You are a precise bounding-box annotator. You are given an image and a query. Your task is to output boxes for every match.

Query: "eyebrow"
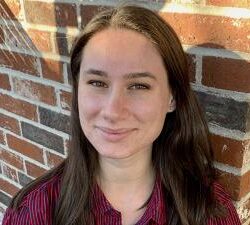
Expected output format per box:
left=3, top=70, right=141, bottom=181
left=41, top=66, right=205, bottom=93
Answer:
left=82, top=69, right=156, bottom=80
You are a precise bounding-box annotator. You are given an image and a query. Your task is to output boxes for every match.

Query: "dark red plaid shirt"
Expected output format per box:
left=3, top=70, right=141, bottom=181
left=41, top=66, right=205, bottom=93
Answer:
left=2, top=174, right=241, bottom=225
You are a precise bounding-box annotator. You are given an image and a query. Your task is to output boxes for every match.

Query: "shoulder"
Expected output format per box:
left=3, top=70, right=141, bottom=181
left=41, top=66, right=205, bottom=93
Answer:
left=2, top=174, right=61, bottom=225
left=207, top=181, right=241, bottom=225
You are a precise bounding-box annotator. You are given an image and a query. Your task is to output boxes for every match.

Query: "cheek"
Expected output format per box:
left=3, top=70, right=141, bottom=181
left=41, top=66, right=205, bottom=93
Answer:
left=78, top=91, right=102, bottom=122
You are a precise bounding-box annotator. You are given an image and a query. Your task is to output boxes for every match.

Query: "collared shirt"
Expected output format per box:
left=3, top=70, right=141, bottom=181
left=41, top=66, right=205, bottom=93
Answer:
left=91, top=176, right=166, bottom=225
left=2, top=174, right=241, bottom=225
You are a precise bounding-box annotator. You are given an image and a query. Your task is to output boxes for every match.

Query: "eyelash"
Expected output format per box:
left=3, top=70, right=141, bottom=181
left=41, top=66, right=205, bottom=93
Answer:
left=87, top=80, right=108, bottom=88
left=128, top=83, right=150, bottom=90
left=87, top=80, right=150, bottom=90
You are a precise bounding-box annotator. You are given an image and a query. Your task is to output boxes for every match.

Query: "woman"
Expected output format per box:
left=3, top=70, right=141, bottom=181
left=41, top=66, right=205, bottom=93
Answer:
left=3, top=5, right=241, bottom=225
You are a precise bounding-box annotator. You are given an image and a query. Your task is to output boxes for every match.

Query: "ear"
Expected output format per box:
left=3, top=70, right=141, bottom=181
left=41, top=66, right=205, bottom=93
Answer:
left=168, top=96, right=176, bottom=113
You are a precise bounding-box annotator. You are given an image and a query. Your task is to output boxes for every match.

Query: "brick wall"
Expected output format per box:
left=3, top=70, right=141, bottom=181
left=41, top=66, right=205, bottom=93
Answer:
left=0, top=0, right=249, bottom=224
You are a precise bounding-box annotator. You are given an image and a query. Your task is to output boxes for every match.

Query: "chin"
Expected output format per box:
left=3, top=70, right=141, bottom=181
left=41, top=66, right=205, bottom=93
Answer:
left=96, top=147, right=135, bottom=160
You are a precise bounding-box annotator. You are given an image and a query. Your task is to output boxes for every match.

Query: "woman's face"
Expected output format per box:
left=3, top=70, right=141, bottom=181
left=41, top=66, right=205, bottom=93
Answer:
left=78, top=28, right=173, bottom=160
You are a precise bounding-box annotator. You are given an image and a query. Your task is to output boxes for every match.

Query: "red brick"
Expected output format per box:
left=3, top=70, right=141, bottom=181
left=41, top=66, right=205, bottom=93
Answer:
left=41, top=59, right=64, bottom=83
left=2, top=163, right=18, bottom=183
left=0, top=130, right=5, bottom=144
left=25, top=161, right=47, bottom=178
left=240, top=170, right=250, bottom=198
left=46, top=151, right=64, bottom=168
left=80, top=5, right=112, bottom=27
left=0, top=93, right=38, bottom=121
left=5, top=27, right=51, bottom=53
left=13, top=78, right=57, bottom=106
left=0, top=73, right=11, bottom=91
left=160, top=13, right=250, bottom=53
left=0, top=50, right=40, bottom=76
left=60, top=90, right=72, bottom=110
left=211, top=135, right=245, bottom=168
left=0, top=113, right=20, bottom=134
left=202, top=57, right=250, bottom=92
left=216, top=169, right=241, bottom=200
left=0, top=147, right=24, bottom=170
left=0, top=178, right=20, bottom=196
left=207, top=0, right=250, bottom=8
left=0, top=0, right=21, bottom=20
left=216, top=169, right=250, bottom=201
left=7, top=134, right=44, bottom=164
left=24, top=1, right=77, bottom=27
left=26, top=29, right=52, bottom=52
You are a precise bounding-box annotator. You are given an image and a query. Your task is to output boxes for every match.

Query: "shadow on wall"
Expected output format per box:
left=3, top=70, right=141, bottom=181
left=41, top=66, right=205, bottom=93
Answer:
left=188, top=43, right=250, bottom=133
left=187, top=43, right=250, bottom=203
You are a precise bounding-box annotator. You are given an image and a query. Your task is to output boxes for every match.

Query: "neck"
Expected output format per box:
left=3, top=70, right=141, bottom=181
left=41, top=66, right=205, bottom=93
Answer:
left=97, top=149, right=155, bottom=186
left=96, top=149, right=155, bottom=216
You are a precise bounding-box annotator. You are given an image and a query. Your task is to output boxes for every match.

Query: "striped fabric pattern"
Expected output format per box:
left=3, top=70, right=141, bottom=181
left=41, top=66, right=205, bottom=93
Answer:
left=2, top=174, right=241, bottom=225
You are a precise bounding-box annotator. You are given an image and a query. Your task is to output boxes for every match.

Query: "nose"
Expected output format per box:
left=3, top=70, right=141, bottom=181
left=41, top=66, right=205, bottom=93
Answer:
left=101, top=88, right=128, bottom=123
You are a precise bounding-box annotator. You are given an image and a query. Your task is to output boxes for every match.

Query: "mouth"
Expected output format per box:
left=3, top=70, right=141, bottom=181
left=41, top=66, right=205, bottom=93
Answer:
left=96, top=126, right=136, bottom=142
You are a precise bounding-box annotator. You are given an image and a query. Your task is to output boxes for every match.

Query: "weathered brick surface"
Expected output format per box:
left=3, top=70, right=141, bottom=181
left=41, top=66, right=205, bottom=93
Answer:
left=238, top=196, right=250, bottom=223
left=0, top=113, right=20, bottom=134
left=0, top=93, right=38, bottom=121
left=0, top=191, right=11, bottom=207
left=203, top=57, right=250, bottom=93
left=24, top=1, right=77, bottom=27
left=0, top=178, right=19, bottom=196
left=240, top=170, right=250, bottom=199
left=18, top=171, right=32, bottom=186
left=211, top=134, right=245, bottom=168
left=13, top=77, right=57, bottom=106
left=216, top=169, right=241, bottom=201
left=46, top=151, right=64, bottom=168
left=0, top=0, right=22, bottom=20
left=4, top=26, right=36, bottom=52
left=26, top=29, right=52, bottom=52
left=7, top=134, right=44, bottom=163
left=197, top=91, right=250, bottom=132
left=187, top=54, right=196, bottom=82
left=2, top=163, right=18, bottom=183
left=25, top=161, right=47, bottom=178
left=60, top=90, right=72, bottom=110
left=53, top=32, right=75, bottom=56
left=0, top=73, right=11, bottom=91
left=216, top=169, right=250, bottom=201
left=0, top=147, right=24, bottom=170
left=0, top=205, right=5, bottom=214
left=4, top=26, right=52, bottom=53
left=66, top=63, right=72, bottom=85
left=0, top=50, right=40, bottom=76
left=207, top=0, right=250, bottom=8
left=39, top=107, right=70, bottom=134
left=0, top=130, right=5, bottom=144
left=0, top=26, right=4, bottom=44
left=41, top=58, right=64, bottom=83
left=160, top=13, right=250, bottom=53
left=81, top=5, right=112, bottom=27
left=21, top=122, right=64, bottom=154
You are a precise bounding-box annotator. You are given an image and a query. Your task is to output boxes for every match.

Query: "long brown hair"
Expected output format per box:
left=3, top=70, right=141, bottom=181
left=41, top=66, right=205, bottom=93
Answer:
left=10, top=5, right=224, bottom=225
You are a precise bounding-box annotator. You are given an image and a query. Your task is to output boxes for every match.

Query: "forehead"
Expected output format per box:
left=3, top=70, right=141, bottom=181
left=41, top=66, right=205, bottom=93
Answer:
left=80, top=28, right=167, bottom=79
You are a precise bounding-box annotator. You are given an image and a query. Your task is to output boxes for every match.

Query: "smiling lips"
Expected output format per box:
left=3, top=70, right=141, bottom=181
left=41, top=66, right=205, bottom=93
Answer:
left=96, top=126, right=136, bottom=142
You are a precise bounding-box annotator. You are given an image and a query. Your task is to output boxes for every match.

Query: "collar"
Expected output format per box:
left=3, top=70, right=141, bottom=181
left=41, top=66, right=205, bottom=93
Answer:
left=91, top=175, right=166, bottom=224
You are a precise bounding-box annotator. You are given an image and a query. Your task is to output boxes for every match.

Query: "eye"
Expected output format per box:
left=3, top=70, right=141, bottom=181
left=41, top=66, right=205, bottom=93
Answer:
left=87, top=80, right=108, bottom=88
left=128, top=83, right=150, bottom=90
